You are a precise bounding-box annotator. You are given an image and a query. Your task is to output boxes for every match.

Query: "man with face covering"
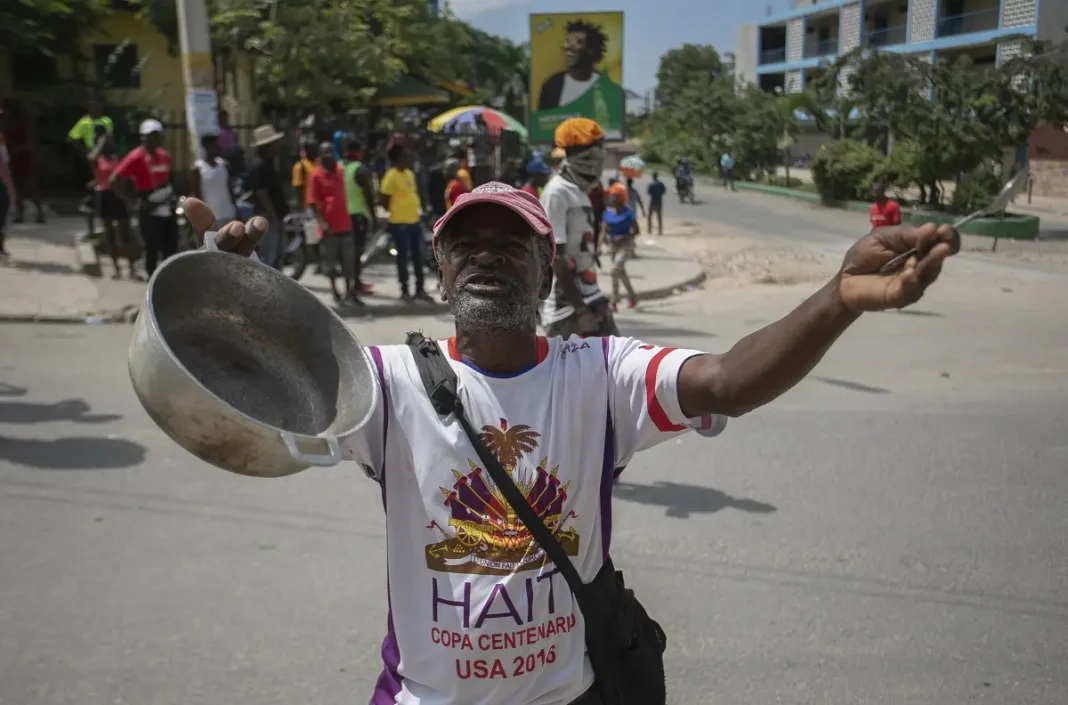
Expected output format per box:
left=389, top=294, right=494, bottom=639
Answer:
left=540, top=117, right=614, bottom=337
left=176, top=177, right=959, bottom=704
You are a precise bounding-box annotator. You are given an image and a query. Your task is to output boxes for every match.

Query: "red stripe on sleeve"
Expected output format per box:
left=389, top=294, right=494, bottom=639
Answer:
left=645, top=347, right=687, bottom=433
left=535, top=336, right=549, bottom=364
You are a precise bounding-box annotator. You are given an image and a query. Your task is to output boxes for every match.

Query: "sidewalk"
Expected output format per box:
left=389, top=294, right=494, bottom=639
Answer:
left=0, top=217, right=706, bottom=323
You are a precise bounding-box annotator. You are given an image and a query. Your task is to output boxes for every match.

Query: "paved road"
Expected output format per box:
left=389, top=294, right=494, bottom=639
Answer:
left=3, top=185, right=1068, bottom=704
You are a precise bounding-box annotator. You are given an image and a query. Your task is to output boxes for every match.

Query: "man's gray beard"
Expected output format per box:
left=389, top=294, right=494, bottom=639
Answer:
left=449, top=286, right=539, bottom=333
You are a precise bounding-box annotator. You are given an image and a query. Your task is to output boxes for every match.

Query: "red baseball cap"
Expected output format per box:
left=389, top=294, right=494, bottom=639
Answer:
left=432, top=182, right=555, bottom=262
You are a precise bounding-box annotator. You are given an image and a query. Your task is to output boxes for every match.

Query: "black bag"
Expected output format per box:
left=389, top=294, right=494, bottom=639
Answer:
left=405, top=332, right=668, bottom=705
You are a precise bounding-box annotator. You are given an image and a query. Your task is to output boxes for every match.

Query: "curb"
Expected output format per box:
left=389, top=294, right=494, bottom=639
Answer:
left=734, top=181, right=1043, bottom=239
left=632, top=269, right=707, bottom=301
left=907, top=209, right=1041, bottom=240
left=2, top=263, right=708, bottom=326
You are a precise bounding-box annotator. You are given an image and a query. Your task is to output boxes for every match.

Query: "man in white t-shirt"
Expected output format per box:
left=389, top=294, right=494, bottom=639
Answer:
left=176, top=162, right=959, bottom=704
left=541, top=118, right=615, bottom=338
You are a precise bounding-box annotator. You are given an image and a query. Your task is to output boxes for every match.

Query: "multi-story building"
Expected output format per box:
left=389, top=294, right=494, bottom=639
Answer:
left=736, top=0, right=1067, bottom=94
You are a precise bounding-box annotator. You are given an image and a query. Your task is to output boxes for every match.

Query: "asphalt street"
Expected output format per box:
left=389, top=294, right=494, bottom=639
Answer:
left=3, top=183, right=1067, bottom=705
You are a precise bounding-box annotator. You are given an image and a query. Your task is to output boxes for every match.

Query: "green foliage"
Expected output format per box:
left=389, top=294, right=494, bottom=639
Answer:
left=952, top=164, right=1002, bottom=214
left=643, top=44, right=783, bottom=177
left=207, top=0, right=481, bottom=109
left=0, top=0, right=110, bottom=55
left=458, top=30, right=529, bottom=122
left=810, top=139, right=884, bottom=203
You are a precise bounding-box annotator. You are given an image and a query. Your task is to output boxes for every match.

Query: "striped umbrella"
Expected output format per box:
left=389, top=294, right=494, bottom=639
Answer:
left=428, top=106, right=528, bottom=139
left=620, top=154, right=646, bottom=178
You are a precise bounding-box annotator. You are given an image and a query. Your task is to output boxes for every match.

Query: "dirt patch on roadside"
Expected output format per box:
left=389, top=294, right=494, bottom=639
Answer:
left=655, top=218, right=839, bottom=289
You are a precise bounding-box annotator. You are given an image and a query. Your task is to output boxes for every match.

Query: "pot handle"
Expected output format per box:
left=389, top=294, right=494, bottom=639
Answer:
left=280, top=431, right=343, bottom=467
left=203, top=229, right=262, bottom=263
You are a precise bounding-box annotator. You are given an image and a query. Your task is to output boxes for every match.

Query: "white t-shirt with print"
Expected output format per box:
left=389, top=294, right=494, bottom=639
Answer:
left=346, top=335, right=727, bottom=705
left=540, top=175, right=606, bottom=325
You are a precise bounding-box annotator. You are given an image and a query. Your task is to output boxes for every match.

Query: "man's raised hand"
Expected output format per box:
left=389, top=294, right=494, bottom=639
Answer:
left=183, top=197, right=267, bottom=257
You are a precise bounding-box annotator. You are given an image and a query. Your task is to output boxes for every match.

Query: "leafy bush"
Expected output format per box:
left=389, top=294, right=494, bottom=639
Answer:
left=810, top=139, right=885, bottom=203
left=952, top=163, right=1002, bottom=215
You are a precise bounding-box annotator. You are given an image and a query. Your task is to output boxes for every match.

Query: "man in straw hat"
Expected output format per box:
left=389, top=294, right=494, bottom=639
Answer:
left=177, top=173, right=958, bottom=704
left=246, top=124, right=288, bottom=269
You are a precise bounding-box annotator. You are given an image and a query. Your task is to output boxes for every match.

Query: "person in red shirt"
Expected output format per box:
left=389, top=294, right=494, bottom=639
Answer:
left=89, top=134, right=138, bottom=278
left=110, top=119, right=177, bottom=275
left=308, top=141, right=360, bottom=306
left=869, top=180, right=902, bottom=230
left=443, top=160, right=468, bottom=211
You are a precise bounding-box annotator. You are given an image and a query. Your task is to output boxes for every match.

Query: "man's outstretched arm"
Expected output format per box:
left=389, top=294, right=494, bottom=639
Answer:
left=677, top=223, right=960, bottom=419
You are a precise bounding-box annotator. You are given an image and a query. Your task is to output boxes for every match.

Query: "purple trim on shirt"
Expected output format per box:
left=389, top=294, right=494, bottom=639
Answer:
left=599, top=336, right=615, bottom=559
left=369, top=346, right=389, bottom=491
left=370, top=590, right=403, bottom=705
left=367, top=346, right=402, bottom=705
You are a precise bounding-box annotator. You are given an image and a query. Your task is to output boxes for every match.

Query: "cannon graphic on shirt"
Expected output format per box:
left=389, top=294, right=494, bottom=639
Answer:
left=425, top=418, right=580, bottom=576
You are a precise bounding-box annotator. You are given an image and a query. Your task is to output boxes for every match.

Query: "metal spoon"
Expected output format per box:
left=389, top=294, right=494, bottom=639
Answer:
left=878, top=167, right=1030, bottom=275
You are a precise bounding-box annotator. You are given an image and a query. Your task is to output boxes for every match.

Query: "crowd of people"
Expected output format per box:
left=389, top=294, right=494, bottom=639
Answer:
left=0, top=97, right=684, bottom=317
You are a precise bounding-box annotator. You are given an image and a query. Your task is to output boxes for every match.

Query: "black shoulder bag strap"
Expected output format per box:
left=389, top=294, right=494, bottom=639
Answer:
left=405, top=332, right=669, bottom=705
left=404, top=332, right=589, bottom=595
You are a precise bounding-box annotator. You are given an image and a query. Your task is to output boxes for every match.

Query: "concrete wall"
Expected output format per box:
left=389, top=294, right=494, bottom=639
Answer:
left=840, top=3, right=862, bottom=52
left=908, top=0, right=938, bottom=42
left=786, top=70, right=804, bottom=93
left=787, top=18, right=806, bottom=61
left=1035, top=0, right=1068, bottom=42
left=735, top=24, right=759, bottom=87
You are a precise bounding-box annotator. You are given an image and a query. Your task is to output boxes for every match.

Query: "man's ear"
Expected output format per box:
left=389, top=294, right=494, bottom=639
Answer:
left=538, top=262, right=554, bottom=301
left=438, top=266, right=448, bottom=302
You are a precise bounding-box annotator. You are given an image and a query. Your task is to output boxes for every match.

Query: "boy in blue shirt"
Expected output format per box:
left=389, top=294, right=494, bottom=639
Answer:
left=600, top=189, right=639, bottom=310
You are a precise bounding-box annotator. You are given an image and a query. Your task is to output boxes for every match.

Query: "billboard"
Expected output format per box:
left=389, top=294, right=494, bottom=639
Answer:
left=528, top=11, right=624, bottom=144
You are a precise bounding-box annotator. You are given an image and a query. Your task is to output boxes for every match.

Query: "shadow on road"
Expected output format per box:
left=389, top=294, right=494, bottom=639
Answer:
left=0, top=434, right=147, bottom=469
left=9, top=260, right=78, bottom=275
left=614, top=480, right=777, bottom=519
left=814, top=376, right=890, bottom=394
left=0, top=383, right=28, bottom=397
left=887, top=309, right=944, bottom=318
left=0, top=398, right=122, bottom=424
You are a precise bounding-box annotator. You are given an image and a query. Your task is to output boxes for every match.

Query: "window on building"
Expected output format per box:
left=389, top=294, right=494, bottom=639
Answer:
left=93, top=43, right=140, bottom=89
left=9, top=50, right=58, bottom=91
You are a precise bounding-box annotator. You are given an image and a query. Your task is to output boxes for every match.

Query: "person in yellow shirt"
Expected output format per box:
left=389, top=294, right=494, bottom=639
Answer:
left=67, top=98, right=113, bottom=152
left=290, top=140, right=318, bottom=209
left=379, top=144, right=431, bottom=302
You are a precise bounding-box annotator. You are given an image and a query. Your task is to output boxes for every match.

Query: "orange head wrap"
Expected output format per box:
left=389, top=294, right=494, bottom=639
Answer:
left=554, top=118, right=605, bottom=150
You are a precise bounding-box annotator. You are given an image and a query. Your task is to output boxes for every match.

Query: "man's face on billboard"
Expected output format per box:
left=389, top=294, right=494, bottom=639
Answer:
left=564, top=30, right=592, bottom=70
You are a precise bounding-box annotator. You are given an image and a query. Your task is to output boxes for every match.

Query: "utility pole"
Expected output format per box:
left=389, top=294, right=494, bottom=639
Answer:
left=176, top=0, right=217, bottom=159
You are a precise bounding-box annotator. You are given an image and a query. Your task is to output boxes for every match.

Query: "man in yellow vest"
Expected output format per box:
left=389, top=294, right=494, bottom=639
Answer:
left=342, top=137, right=376, bottom=296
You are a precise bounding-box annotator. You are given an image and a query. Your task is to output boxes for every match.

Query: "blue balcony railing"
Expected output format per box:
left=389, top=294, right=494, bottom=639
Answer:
left=936, top=8, right=1000, bottom=38
left=805, top=38, right=838, bottom=57
left=760, top=47, right=787, bottom=65
left=867, top=24, right=907, bottom=47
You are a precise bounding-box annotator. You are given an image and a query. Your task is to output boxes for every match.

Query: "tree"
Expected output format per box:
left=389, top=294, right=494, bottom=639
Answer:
left=208, top=0, right=472, bottom=109
left=459, top=30, right=529, bottom=121
left=0, top=0, right=110, bottom=54
left=644, top=45, right=736, bottom=169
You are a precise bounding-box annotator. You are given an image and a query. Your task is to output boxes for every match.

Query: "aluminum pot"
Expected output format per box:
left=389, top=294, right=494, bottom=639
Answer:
left=128, top=235, right=380, bottom=478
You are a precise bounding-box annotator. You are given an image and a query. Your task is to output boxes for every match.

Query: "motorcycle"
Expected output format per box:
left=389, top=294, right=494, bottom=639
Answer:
left=676, top=175, right=694, bottom=204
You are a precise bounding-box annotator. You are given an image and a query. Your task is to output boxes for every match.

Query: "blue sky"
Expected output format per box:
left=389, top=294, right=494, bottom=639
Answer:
left=449, top=0, right=796, bottom=96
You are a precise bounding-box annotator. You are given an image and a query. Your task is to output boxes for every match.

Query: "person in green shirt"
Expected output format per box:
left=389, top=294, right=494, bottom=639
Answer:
left=342, top=138, right=376, bottom=296
left=68, top=99, right=114, bottom=237
left=67, top=98, right=114, bottom=152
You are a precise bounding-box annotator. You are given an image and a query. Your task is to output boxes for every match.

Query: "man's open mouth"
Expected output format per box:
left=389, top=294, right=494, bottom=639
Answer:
left=462, top=273, right=510, bottom=294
